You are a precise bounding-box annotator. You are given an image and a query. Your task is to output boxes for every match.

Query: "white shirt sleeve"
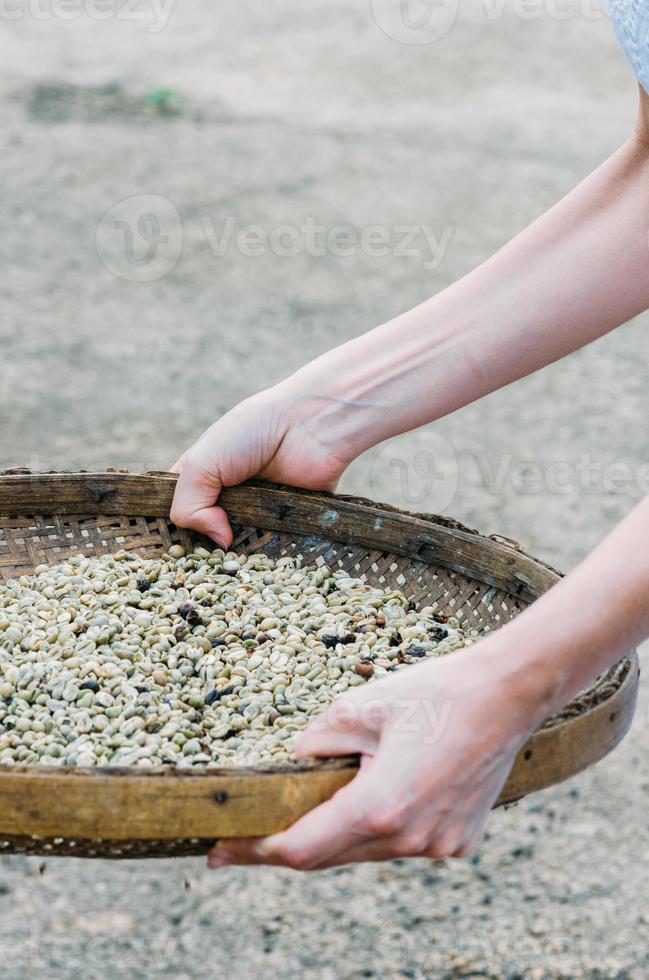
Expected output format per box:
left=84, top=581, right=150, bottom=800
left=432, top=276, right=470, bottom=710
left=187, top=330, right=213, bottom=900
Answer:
left=606, top=0, right=649, bottom=92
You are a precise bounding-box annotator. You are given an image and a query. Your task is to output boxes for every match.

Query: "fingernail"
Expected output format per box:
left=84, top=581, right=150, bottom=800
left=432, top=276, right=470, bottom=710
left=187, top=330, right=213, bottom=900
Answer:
left=207, top=851, right=231, bottom=869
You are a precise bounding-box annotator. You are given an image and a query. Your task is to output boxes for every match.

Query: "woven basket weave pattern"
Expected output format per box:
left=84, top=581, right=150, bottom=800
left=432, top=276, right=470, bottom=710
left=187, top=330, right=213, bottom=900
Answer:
left=0, top=513, right=525, bottom=633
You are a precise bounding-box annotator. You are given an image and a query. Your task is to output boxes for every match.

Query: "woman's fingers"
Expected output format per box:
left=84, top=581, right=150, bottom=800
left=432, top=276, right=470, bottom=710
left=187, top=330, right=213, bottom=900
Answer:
left=208, top=765, right=391, bottom=871
left=294, top=688, right=388, bottom=760
left=206, top=703, right=384, bottom=869
left=206, top=736, right=498, bottom=870
left=294, top=716, right=377, bottom=760
left=209, top=834, right=405, bottom=871
left=308, top=804, right=489, bottom=869
left=201, top=617, right=529, bottom=873
left=170, top=457, right=233, bottom=548
left=207, top=809, right=485, bottom=871
left=295, top=824, right=437, bottom=869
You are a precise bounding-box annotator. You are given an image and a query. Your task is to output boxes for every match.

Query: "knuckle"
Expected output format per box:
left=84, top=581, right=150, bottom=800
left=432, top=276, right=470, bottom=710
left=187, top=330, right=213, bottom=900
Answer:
left=454, top=831, right=483, bottom=858
left=426, top=834, right=459, bottom=861
left=363, top=803, right=408, bottom=838
left=428, top=831, right=462, bottom=859
left=169, top=503, right=189, bottom=527
left=392, top=831, right=429, bottom=857
left=179, top=449, right=201, bottom=477
left=277, top=844, right=315, bottom=872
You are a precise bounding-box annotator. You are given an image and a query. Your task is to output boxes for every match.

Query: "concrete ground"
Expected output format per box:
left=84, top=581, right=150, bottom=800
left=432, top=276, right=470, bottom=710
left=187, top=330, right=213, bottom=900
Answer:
left=1, top=2, right=648, bottom=976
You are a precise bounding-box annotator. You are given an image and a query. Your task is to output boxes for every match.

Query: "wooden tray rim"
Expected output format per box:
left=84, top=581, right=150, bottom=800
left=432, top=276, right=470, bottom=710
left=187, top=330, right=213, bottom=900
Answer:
left=0, top=471, right=638, bottom=845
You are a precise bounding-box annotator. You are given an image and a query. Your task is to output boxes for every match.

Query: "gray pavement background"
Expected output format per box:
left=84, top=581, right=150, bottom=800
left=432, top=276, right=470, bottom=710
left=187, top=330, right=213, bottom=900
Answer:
left=1, top=2, right=648, bottom=977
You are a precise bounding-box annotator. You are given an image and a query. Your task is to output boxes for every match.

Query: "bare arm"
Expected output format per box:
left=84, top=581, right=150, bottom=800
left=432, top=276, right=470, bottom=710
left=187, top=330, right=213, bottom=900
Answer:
left=171, top=89, right=649, bottom=870
left=640, top=84, right=649, bottom=140
left=284, top=87, right=649, bottom=462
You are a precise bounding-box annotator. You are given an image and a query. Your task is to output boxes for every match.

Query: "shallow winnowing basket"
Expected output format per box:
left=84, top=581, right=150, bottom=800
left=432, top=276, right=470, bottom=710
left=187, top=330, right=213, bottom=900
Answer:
left=0, top=471, right=638, bottom=860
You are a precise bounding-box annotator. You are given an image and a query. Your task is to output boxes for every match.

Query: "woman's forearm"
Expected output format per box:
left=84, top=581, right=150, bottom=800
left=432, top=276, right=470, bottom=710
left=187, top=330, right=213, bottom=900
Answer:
left=481, top=492, right=649, bottom=726
left=286, top=128, right=649, bottom=460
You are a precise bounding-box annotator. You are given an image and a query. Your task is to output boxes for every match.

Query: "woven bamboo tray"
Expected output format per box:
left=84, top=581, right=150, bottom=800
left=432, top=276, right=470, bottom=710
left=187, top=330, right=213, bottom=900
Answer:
left=0, top=471, right=638, bottom=859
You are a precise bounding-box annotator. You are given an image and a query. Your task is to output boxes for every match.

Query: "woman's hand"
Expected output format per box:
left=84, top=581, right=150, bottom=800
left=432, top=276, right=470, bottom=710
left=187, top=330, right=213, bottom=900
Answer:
left=170, top=385, right=352, bottom=548
left=207, top=641, right=537, bottom=870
